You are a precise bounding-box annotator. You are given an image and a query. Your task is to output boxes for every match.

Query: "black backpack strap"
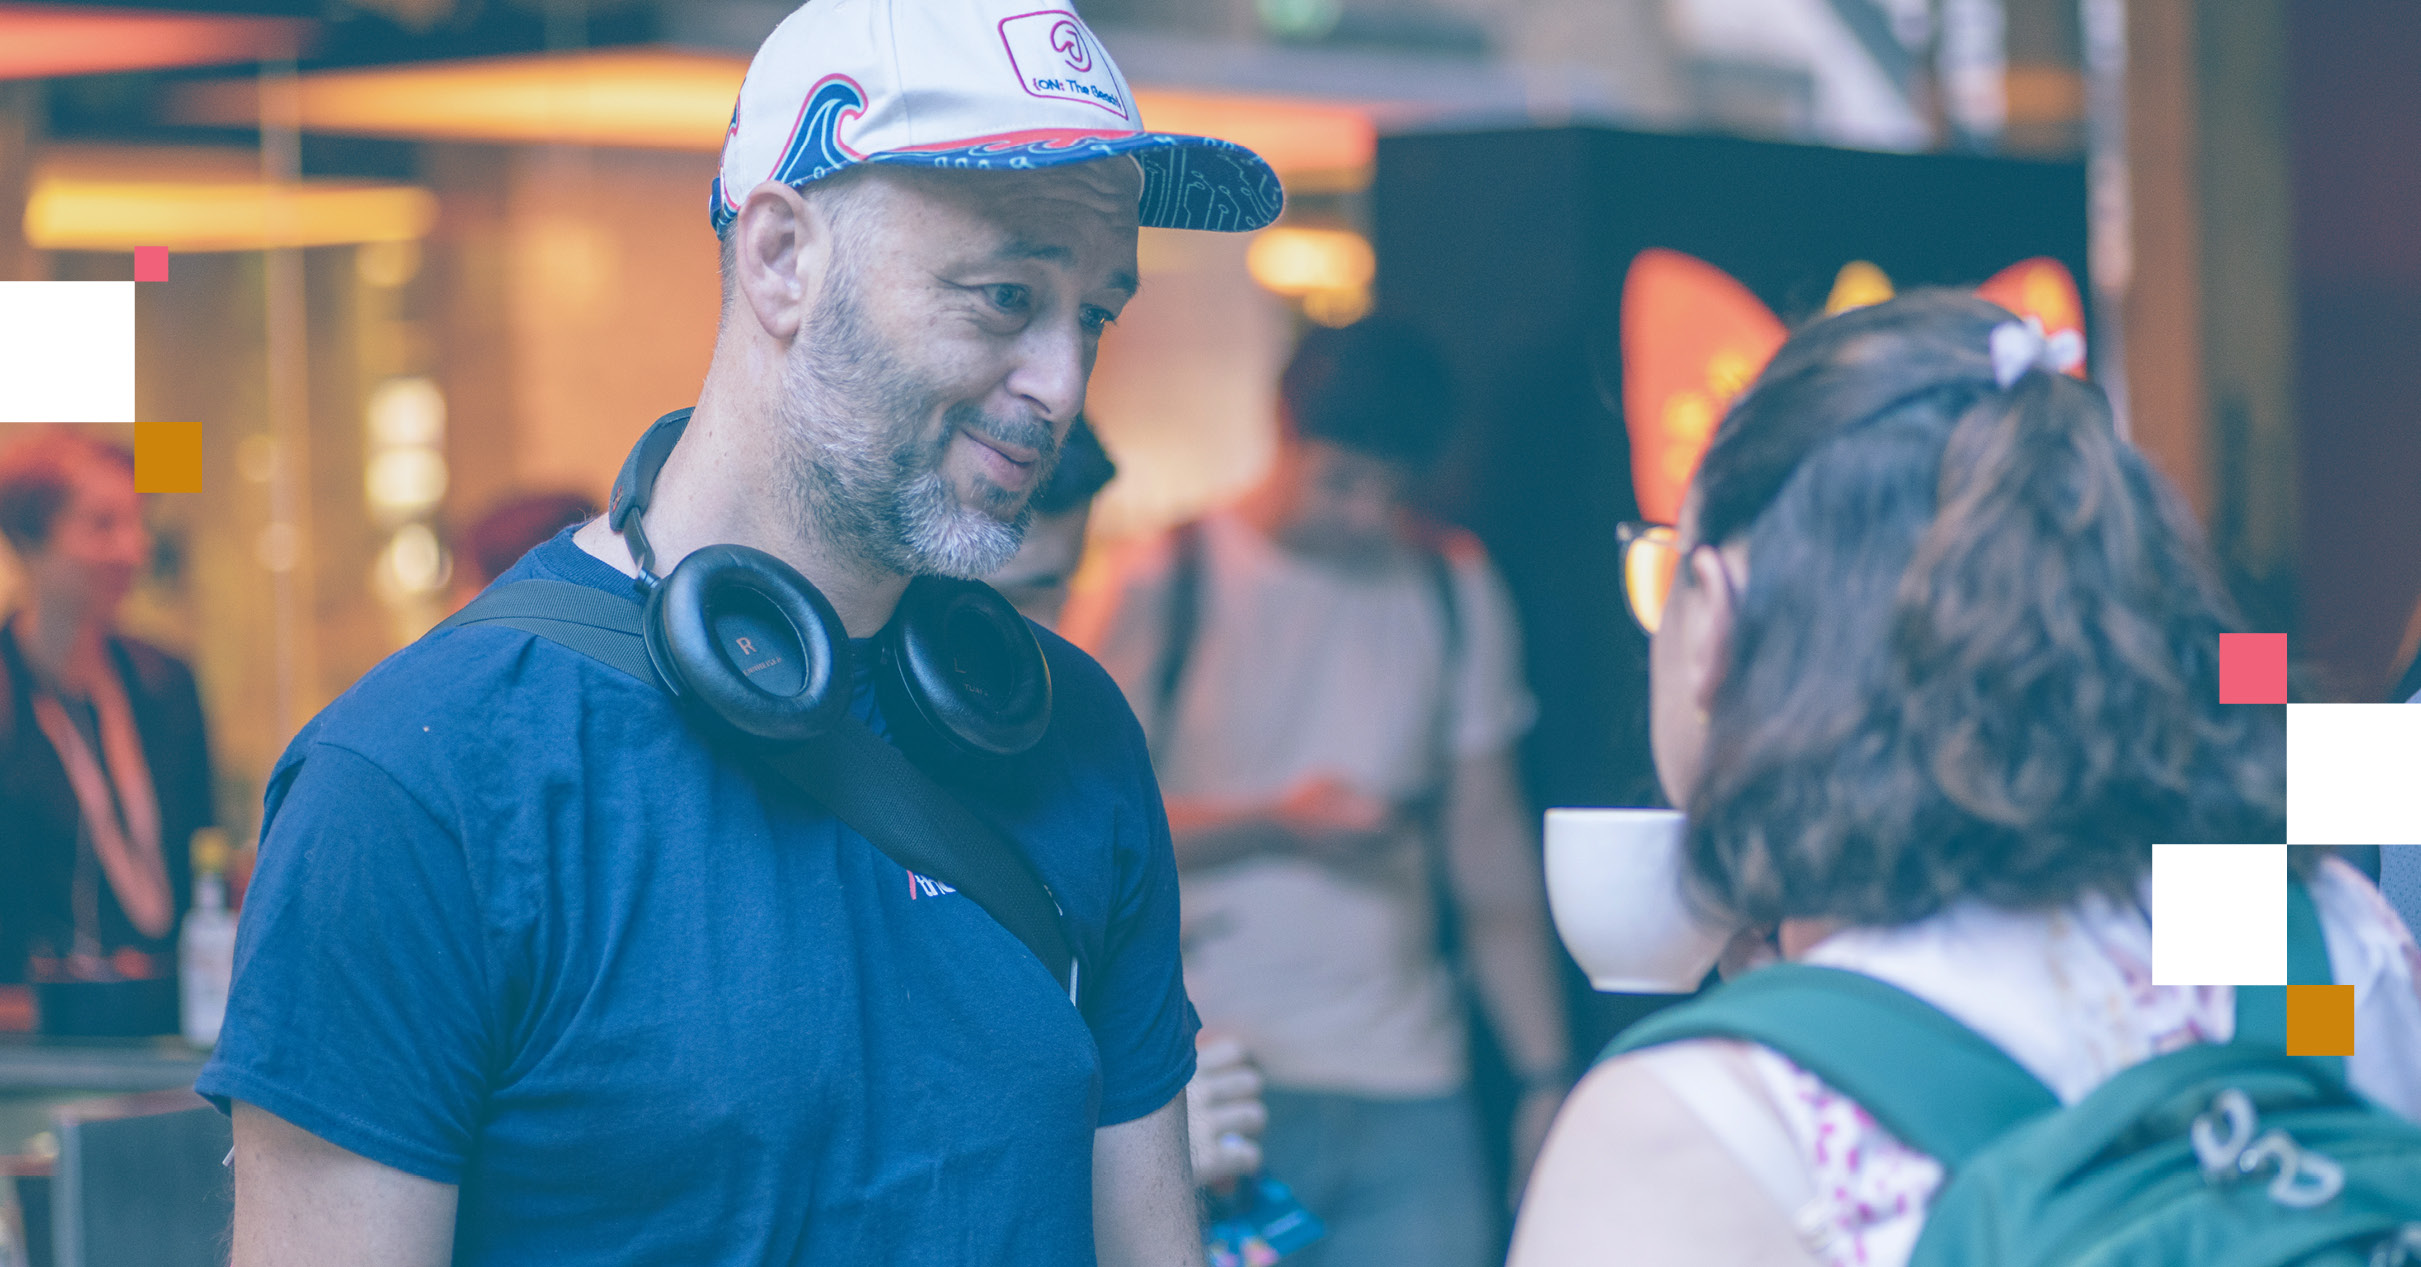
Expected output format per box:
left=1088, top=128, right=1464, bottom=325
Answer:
left=766, top=727, right=1079, bottom=1001
left=440, top=579, right=663, bottom=682
left=0, top=619, right=18, bottom=763
left=442, top=580, right=1081, bottom=1002
left=1415, top=546, right=1469, bottom=964
left=1147, top=519, right=1208, bottom=754
left=1606, top=962, right=2061, bottom=1169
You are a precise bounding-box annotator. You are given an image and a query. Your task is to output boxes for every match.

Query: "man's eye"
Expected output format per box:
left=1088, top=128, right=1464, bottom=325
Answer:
left=989, top=284, right=1031, bottom=314
left=1080, top=306, right=1117, bottom=333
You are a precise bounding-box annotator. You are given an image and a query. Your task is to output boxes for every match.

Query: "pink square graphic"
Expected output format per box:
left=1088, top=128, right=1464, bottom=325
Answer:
left=2219, top=633, right=2288, bottom=704
left=133, top=247, right=169, bottom=283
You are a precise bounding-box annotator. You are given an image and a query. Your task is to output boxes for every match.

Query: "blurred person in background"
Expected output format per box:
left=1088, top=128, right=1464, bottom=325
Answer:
left=988, top=414, right=1117, bottom=626
left=447, top=491, right=600, bottom=612
left=1065, top=318, right=1572, bottom=1267
left=0, top=429, right=214, bottom=1037
left=1510, top=293, right=2421, bottom=1266
left=986, top=414, right=1272, bottom=1187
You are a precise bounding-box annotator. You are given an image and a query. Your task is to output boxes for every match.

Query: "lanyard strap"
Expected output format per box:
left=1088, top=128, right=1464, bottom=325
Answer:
left=28, top=657, right=172, bottom=939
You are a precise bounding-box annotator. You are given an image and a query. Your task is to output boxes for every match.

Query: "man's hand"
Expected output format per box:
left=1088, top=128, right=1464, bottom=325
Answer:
left=1269, top=775, right=1400, bottom=866
left=230, top=1102, right=457, bottom=1267
left=1094, top=1093, right=1202, bottom=1267
left=1185, top=1035, right=1267, bottom=1186
left=1164, top=775, right=1402, bottom=873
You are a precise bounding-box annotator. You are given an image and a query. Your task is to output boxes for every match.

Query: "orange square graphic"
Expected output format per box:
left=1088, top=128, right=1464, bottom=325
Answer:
left=134, top=421, right=202, bottom=493
left=2285, top=984, right=2355, bottom=1057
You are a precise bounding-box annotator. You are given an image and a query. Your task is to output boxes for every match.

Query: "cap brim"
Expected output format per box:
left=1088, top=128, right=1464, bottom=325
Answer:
left=862, top=130, right=1283, bottom=233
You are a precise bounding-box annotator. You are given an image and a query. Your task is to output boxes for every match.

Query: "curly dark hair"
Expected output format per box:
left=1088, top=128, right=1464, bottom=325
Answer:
left=1680, top=291, right=2285, bottom=931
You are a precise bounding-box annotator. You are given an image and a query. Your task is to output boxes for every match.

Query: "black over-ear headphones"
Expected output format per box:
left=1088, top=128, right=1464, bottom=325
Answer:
left=607, top=409, right=1053, bottom=769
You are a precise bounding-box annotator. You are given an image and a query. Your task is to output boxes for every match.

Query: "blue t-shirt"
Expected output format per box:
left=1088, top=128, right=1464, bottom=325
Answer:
left=197, top=530, right=1198, bottom=1264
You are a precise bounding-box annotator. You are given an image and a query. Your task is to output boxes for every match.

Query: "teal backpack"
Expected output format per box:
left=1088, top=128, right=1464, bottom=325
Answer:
left=1605, top=879, right=2421, bottom=1267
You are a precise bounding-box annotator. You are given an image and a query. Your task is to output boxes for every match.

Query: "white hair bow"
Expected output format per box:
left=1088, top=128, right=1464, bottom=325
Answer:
left=1989, top=316, right=2084, bottom=388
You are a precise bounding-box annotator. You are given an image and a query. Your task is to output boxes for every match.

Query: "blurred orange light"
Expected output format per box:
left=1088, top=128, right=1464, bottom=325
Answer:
left=1620, top=249, right=1788, bottom=525
left=0, top=4, right=305, bottom=80
left=1246, top=227, right=1374, bottom=296
left=1132, top=91, right=1375, bottom=185
left=170, top=48, right=1377, bottom=180
left=175, top=49, right=746, bottom=150
left=26, top=149, right=435, bottom=252
left=1976, top=257, right=2087, bottom=375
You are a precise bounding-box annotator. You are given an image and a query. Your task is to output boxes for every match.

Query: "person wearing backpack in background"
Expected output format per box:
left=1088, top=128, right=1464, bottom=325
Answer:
left=1065, top=319, right=1573, bottom=1267
left=984, top=415, right=1275, bottom=1191
left=1509, top=292, right=2421, bottom=1267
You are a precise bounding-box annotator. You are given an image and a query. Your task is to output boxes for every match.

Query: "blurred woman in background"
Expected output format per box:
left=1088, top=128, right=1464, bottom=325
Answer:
left=0, top=429, right=214, bottom=1037
left=1509, top=293, right=2421, bottom=1265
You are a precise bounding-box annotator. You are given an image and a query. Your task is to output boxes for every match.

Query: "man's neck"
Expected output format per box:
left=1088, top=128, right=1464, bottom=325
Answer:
left=1230, top=479, right=1401, bottom=577
left=12, top=595, right=107, bottom=694
left=572, top=394, right=911, bottom=638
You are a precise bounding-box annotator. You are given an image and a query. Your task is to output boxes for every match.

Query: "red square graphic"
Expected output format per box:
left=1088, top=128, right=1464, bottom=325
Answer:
left=133, top=247, right=169, bottom=283
left=2219, top=633, right=2288, bottom=704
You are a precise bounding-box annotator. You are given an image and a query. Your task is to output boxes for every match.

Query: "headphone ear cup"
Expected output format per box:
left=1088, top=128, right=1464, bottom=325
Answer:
left=881, top=576, right=1053, bottom=764
left=646, top=544, right=851, bottom=743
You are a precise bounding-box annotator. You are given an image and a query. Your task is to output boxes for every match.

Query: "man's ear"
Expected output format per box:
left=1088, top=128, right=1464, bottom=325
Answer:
left=731, top=181, right=833, bottom=343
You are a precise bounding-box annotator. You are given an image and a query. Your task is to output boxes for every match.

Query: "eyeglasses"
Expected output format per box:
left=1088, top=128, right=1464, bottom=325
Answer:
left=1617, top=521, right=1681, bottom=635
left=1619, top=521, right=1743, bottom=636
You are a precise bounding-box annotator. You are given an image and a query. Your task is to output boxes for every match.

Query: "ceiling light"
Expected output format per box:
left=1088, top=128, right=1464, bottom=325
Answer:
left=0, top=4, right=307, bottom=81
left=1246, top=226, right=1375, bottom=296
left=24, top=148, right=435, bottom=252
left=167, top=47, right=1378, bottom=181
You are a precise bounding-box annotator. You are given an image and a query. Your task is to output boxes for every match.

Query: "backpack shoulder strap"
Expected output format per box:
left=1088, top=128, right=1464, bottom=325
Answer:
left=2232, top=872, right=2344, bottom=1081
left=0, top=620, right=17, bottom=760
left=1147, top=519, right=1208, bottom=753
left=1605, top=962, right=2061, bottom=1169
left=1415, top=542, right=1470, bottom=962
left=1422, top=546, right=1464, bottom=672
left=439, top=579, right=1081, bottom=1002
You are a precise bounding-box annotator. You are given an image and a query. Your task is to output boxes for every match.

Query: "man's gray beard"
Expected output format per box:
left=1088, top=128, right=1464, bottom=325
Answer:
left=777, top=281, right=1060, bottom=580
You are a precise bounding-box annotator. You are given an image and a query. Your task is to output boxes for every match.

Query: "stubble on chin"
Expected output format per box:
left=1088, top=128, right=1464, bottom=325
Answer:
left=776, top=287, right=1043, bottom=581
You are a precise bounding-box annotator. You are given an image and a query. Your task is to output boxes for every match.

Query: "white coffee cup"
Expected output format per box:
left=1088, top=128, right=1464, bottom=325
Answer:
left=1544, top=808, right=1733, bottom=994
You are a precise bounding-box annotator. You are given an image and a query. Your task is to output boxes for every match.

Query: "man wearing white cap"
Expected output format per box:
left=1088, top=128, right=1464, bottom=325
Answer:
left=198, top=2, right=1280, bottom=1264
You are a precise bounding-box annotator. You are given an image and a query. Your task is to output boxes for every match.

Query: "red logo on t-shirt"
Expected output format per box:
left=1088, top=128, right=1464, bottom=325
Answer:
left=906, top=870, right=958, bottom=900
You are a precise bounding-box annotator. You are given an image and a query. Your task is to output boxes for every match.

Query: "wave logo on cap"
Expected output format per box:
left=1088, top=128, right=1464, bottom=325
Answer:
left=999, top=11, right=1131, bottom=121
left=771, top=75, right=870, bottom=191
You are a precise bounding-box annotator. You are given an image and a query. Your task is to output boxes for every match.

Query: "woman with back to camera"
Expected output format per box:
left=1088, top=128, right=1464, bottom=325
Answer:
left=1509, top=293, right=2421, bottom=1265
left=0, top=429, right=214, bottom=1037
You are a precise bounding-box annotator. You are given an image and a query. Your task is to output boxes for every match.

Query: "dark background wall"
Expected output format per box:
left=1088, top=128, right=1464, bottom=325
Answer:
left=1373, top=126, right=2088, bottom=825
left=1370, top=127, right=2087, bottom=1072
left=2290, top=0, right=2421, bottom=700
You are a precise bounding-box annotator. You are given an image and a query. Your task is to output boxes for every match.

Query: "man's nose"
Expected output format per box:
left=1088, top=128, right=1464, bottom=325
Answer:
left=1005, top=321, right=1089, bottom=425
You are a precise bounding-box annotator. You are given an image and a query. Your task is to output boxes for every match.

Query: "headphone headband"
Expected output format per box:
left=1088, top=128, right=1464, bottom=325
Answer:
left=610, top=408, right=694, bottom=583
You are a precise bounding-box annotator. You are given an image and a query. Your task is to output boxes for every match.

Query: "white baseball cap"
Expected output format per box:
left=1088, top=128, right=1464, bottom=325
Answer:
left=711, top=0, right=1285, bottom=235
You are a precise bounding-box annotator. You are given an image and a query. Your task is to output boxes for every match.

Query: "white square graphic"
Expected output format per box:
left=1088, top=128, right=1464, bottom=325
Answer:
left=996, top=11, right=1132, bottom=120
left=2151, top=843, right=2286, bottom=986
left=0, top=282, right=136, bottom=423
left=2286, top=703, right=2421, bottom=846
